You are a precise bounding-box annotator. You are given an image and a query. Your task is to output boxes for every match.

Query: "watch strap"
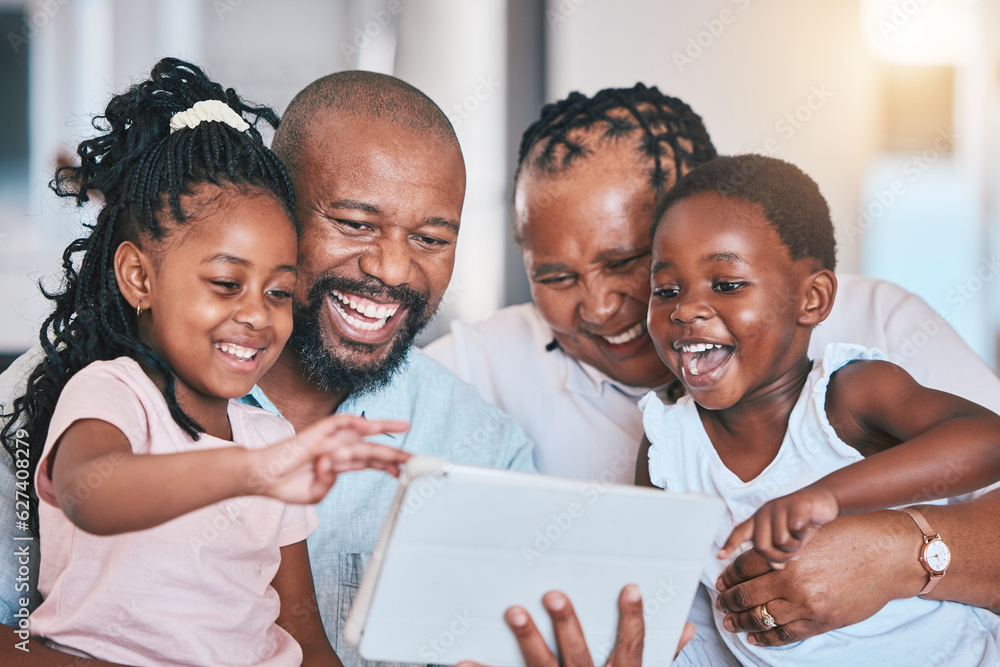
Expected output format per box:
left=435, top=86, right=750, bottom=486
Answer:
left=901, top=508, right=946, bottom=596
left=901, top=507, right=936, bottom=537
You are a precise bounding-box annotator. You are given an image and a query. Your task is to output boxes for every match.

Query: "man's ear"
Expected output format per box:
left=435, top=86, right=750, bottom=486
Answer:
left=799, top=268, right=836, bottom=327
left=114, top=241, right=153, bottom=312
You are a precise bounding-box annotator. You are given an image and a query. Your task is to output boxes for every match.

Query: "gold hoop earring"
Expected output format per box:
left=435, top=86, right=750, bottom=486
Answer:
left=136, top=302, right=142, bottom=318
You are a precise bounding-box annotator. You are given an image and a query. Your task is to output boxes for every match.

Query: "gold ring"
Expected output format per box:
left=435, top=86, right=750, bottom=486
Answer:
left=760, top=603, right=777, bottom=628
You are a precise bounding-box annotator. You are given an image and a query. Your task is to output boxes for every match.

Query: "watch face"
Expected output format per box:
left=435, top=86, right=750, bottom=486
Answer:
left=924, top=540, right=952, bottom=573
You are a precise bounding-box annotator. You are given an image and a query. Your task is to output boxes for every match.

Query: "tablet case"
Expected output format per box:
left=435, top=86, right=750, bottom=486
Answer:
left=345, top=457, right=724, bottom=666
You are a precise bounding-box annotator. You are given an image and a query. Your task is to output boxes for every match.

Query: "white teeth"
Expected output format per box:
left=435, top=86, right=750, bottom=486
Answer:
left=680, top=343, right=723, bottom=353
left=602, top=321, right=646, bottom=345
left=217, top=342, right=258, bottom=361
left=680, top=343, right=729, bottom=377
left=331, top=301, right=390, bottom=331
left=330, top=290, right=400, bottom=321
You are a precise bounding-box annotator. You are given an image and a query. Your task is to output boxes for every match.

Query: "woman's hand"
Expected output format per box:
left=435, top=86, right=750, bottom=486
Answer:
left=714, top=510, right=923, bottom=646
left=248, top=414, right=410, bottom=504
left=458, top=585, right=695, bottom=667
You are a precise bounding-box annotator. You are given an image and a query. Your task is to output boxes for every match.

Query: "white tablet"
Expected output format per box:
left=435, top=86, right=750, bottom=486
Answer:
left=345, top=457, right=724, bottom=666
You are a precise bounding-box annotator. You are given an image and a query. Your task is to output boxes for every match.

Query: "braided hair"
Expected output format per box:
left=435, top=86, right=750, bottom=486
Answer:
left=2, top=58, right=295, bottom=531
left=514, top=84, right=717, bottom=238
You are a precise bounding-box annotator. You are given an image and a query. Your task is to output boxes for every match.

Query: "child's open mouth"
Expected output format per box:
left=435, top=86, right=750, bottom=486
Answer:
left=677, top=343, right=733, bottom=378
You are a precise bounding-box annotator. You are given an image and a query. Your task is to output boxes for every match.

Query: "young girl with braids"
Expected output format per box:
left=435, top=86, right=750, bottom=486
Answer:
left=3, top=58, right=409, bottom=665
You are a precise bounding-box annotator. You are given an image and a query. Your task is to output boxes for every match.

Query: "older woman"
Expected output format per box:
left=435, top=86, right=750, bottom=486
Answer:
left=426, top=84, right=1000, bottom=663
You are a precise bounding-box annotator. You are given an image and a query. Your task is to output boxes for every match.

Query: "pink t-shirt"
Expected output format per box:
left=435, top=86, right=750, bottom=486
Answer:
left=29, top=357, right=319, bottom=666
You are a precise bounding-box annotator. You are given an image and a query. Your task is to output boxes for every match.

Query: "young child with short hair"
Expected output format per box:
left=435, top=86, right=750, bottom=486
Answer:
left=2, top=58, right=410, bottom=665
left=640, top=154, right=1000, bottom=664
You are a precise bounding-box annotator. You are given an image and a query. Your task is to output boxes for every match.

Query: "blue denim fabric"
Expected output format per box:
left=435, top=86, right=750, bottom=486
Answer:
left=0, top=346, right=45, bottom=631
left=246, top=348, right=537, bottom=666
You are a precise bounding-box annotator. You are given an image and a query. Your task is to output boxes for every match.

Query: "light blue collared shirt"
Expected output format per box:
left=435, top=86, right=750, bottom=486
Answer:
left=244, top=347, right=537, bottom=666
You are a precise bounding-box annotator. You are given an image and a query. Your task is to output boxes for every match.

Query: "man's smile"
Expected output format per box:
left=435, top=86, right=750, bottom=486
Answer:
left=329, top=289, right=402, bottom=331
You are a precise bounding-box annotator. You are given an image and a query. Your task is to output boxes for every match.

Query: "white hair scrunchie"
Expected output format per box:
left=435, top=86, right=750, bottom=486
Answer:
left=169, top=99, right=251, bottom=134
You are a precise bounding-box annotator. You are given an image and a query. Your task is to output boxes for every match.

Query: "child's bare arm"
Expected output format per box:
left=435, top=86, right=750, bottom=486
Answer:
left=635, top=435, right=654, bottom=487
left=50, top=415, right=409, bottom=535
left=721, top=360, right=1000, bottom=565
left=272, top=540, right=343, bottom=666
left=815, top=359, right=1000, bottom=514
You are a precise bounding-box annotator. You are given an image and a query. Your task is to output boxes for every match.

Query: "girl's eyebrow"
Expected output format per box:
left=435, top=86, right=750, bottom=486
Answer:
left=202, top=254, right=297, bottom=274
left=203, top=253, right=251, bottom=266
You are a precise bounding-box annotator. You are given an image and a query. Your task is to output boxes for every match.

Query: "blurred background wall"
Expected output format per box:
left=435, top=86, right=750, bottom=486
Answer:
left=1, top=0, right=997, bottom=370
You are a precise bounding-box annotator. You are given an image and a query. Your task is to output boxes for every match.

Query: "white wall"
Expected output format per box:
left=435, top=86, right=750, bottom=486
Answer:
left=546, top=0, right=883, bottom=274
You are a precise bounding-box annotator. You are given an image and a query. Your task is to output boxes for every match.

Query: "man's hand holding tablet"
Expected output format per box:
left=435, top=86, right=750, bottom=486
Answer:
left=460, top=586, right=695, bottom=667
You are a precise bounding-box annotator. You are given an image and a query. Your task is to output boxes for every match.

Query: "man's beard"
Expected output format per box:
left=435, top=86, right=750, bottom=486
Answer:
left=288, top=274, right=432, bottom=396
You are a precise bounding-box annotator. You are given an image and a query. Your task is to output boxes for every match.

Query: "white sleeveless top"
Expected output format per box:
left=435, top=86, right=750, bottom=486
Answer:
left=642, top=343, right=1000, bottom=666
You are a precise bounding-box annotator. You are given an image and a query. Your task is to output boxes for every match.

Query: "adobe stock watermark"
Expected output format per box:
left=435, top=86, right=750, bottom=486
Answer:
left=590, top=578, right=683, bottom=664
left=773, top=85, right=833, bottom=141
left=909, top=455, right=973, bottom=505
left=449, top=409, right=510, bottom=471
left=742, top=85, right=834, bottom=159
left=872, top=0, right=961, bottom=41
left=397, top=462, right=455, bottom=525
left=59, top=451, right=127, bottom=514
left=846, top=127, right=955, bottom=243
left=10, top=427, right=32, bottom=652
left=891, top=254, right=999, bottom=365
left=102, top=599, right=142, bottom=642
left=339, top=0, right=414, bottom=64
left=520, top=449, right=632, bottom=565
left=673, top=0, right=752, bottom=72
left=7, top=0, right=71, bottom=55
left=446, top=75, right=502, bottom=130
left=439, top=281, right=469, bottom=308
left=213, top=0, right=243, bottom=21
left=186, top=435, right=319, bottom=553
left=418, top=610, right=474, bottom=662
left=547, top=0, right=590, bottom=30
left=188, top=497, right=253, bottom=555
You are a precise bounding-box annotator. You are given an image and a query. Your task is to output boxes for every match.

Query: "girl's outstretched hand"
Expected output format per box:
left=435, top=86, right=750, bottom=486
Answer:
left=718, top=484, right=840, bottom=567
left=247, top=414, right=410, bottom=504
